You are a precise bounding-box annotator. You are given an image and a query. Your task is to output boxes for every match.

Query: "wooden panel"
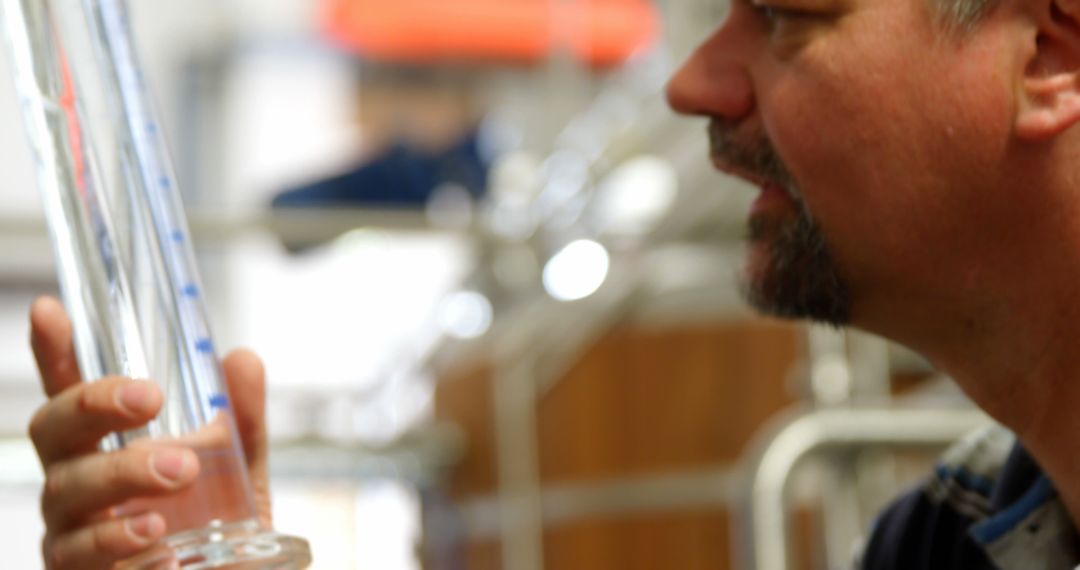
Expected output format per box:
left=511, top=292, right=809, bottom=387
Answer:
left=451, top=507, right=828, bottom=570
left=435, top=318, right=802, bottom=494
left=435, top=365, right=497, bottom=497
left=543, top=510, right=731, bottom=570
left=457, top=540, right=500, bottom=570
left=453, top=510, right=729, bottom=570
left=536, top=319, right=801, bottom=483
left=432, top=318, right=805, bottom=570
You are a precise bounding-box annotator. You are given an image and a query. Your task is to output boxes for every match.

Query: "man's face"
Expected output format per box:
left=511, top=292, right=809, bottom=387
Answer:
left=668, top=0, right=1018, bottom=332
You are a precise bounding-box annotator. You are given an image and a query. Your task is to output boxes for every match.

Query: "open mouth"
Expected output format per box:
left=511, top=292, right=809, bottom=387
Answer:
left=710, top=155, right=798, bottom=218
left=751, top=181, right=797, bottom=217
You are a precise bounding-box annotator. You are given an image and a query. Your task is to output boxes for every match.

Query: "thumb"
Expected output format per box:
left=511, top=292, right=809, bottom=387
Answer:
left=222, top=348, right=271, bottom=526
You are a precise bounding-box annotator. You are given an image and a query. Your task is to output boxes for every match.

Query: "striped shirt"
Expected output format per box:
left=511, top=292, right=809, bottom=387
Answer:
left=859, top=426, right=1080, bottom=570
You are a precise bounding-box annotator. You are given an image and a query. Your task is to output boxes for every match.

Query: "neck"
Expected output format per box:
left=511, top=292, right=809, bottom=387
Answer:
left=856, top=197, right=1080, bottom=529
left=916, top=273, right=1080, bottom=529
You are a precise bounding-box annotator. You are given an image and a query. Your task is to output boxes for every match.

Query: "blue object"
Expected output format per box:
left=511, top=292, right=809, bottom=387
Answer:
left=272, top=130, right=488, bottom=209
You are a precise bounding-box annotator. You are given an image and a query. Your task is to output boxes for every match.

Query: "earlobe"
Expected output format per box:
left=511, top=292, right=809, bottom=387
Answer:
left=1016, top=74, right=1080, bottom=140
left=1015, top=0, right=1080, bottom=140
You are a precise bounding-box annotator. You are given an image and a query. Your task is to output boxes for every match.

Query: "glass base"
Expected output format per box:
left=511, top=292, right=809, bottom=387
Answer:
left=117, top=519, right=312, bottom=570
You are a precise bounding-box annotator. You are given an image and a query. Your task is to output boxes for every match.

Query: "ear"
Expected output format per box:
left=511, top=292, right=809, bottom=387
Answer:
left=1015, top=0, right=1080, bottom=140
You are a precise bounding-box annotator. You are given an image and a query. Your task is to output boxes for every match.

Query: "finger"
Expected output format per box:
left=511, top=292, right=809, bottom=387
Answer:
left=29, top=377, right=163, bottom=467
left=223, top=349, right=267, bottom=470
left=29, top=296, right=81, bottom=398
left=45, top=511, right=166, bottom=570
left=222, top=348, right=270, bottom=524
left=41, top=445, right=198, bottom=532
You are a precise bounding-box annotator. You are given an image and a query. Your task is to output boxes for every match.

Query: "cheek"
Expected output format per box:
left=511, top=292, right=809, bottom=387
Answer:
left=759, top=25, right=1015, bottom=284
left=762, top=56, right=931, bottom=261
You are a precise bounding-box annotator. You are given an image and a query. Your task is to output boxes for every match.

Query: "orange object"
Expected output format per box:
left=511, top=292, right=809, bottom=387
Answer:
left=322, top=0, right=660, bottom=68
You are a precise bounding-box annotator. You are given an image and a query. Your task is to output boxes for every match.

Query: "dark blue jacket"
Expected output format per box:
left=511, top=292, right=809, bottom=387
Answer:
left=860, top=427, right=1080, bottom=570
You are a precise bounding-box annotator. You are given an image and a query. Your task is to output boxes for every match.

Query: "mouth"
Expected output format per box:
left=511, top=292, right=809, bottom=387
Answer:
left=710, top=155, right=797, bottom=218
left=710, top=155, right=772, bottom=189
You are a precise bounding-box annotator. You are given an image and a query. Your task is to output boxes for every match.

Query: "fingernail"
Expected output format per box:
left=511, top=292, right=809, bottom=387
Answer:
left=116, top=383, right=154, bottom=416
left=126, top=512, right=165, bottom=542
left=151, top=450, right=189, bottom=483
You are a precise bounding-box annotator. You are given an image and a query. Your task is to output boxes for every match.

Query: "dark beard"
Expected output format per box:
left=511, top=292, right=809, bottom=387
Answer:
left=709, top=119, right=851, bottom=326
left=743, top=205, right=851, bottom=327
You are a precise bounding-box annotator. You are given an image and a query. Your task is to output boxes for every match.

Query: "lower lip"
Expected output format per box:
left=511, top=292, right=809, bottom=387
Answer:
left=750, top=183, right=796, bottom=217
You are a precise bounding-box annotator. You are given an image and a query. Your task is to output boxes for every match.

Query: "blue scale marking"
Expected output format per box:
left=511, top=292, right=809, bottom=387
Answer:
left=208, top=394, right=230, bottom=410
left=100, top=0, right=232, bottom=429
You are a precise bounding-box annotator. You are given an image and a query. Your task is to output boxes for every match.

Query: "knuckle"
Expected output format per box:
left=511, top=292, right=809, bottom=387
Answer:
left=76, top=382, right=104, bottom=414
left=41, top=465, right=65, bottom=509
left=91, top=522, right=111, bottom=556
left=79, top=377, right=123, bottom=415
left=107, top=448, right=158, bottom=491
left=27, top=405, right=49, bottom=445
left=45, top=537, right=66, bottom=570
left=50, top=550, right=64, bottom=570
left=92, top=518, right=144, bottom=563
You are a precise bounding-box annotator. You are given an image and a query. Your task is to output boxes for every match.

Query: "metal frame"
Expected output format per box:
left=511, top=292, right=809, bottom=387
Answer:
left=737, top=407, right=992, bottom=570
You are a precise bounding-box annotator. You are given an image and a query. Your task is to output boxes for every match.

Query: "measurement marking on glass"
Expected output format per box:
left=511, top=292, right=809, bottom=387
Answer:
left=195, top=338, right=213, bottom=353
left=182, top=283, right=199, bottom=298
left=209, top=394, right=230, bottom=410
left=170, top=230, right=184, bottom=243
left=159, top=175, right=169, bottom=189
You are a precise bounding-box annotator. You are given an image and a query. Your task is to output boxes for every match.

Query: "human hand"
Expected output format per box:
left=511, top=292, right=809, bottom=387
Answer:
left=27, top=296, right=272, bottom=569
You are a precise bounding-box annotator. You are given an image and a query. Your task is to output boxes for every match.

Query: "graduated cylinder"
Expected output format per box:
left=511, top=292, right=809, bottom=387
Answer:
left=0, top=0, right=311, bottom=567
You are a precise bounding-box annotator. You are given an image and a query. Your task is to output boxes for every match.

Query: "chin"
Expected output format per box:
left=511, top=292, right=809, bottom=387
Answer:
left=739, top=226, right=853, bottom=327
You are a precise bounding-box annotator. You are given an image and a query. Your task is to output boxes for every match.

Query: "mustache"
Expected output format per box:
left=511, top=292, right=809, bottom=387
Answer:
left=708, top=119, right=799, bottom=197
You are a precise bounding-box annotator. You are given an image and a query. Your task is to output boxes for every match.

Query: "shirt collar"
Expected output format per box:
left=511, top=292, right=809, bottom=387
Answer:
left=969, top=444, right=1080, bottom=570
left=989, top=444, right=1045, bottom=511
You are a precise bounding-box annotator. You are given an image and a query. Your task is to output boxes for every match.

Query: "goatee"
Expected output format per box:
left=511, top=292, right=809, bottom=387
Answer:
left=709, top=119, right=852, bottom=326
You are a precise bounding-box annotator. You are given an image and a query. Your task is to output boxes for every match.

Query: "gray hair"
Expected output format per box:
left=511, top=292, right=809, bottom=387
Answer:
left=933, top=0, right=1000, bottom=32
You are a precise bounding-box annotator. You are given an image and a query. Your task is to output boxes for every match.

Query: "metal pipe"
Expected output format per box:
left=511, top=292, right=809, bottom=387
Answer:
left=492, top=348, right=545, bottom=570
left=458, top=465, right=739, bottom=540
left=739, top=407, right=991, bottom=570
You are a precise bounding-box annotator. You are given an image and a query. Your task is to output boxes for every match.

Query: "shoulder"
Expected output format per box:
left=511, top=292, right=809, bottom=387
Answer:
left=856, top=425, right=1014, bottom=570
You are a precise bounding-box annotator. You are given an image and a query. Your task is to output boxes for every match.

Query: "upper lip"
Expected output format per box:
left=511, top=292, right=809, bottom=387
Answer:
left=709, top=155, right=774, bottom=190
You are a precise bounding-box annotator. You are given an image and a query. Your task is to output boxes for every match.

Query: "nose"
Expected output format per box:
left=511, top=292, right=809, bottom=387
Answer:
left=666, top=29, right=755, bottom=122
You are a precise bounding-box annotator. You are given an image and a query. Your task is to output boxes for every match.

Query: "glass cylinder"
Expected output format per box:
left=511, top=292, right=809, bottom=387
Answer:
left=0, top=0, right=312, bottom=567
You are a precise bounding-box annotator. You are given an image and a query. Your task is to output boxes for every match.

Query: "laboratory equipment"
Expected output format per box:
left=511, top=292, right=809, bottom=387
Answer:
left=0, top=0, right=312, bottom=567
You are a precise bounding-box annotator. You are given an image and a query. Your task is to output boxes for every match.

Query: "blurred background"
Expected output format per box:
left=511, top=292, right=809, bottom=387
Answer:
left=0, top=0, right=989, bottom=568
